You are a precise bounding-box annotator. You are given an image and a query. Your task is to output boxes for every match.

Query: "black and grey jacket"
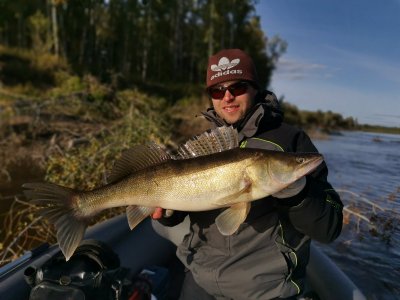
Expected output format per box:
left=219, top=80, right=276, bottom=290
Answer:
left=159, top=90, right=343, bottom=300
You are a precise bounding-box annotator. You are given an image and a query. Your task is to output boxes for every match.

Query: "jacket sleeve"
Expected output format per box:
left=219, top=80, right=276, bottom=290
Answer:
left=156, top=210, right=188, bottom=227
left=276, top=130, right=343, bottom=243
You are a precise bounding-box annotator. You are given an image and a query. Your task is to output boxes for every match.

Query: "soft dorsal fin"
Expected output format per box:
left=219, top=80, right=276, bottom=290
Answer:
left=108, top=143, right=171, bottom=183
left=176, top=126, right=239, bottom=159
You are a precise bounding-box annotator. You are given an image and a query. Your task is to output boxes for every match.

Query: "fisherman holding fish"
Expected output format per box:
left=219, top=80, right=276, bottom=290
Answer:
left=24, top=49, right=343, bottom=300
left=152, top=49, right=344, bottom=300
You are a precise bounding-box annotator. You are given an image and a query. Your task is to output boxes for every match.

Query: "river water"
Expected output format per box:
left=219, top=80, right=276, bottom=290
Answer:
left=313, top=131, right=400, bottom=299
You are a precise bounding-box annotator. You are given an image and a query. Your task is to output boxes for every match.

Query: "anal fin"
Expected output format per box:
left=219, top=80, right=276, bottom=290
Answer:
left=215, top=202, right=251, bottom=235
left=126, top=205, right=155, bottom=230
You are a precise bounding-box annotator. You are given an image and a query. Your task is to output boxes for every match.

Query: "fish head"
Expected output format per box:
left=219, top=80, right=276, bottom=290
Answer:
left=253, top=151, right=324, bottom=194
left=268, top=152, right=323, bottom=184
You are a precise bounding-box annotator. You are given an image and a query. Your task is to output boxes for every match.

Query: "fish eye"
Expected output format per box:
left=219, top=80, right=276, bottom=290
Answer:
left=296, top=157, right=305, bottom=164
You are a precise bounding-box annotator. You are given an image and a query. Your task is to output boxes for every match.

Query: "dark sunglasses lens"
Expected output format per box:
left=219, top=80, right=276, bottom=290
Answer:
left=209, top=82, right=248, bottom=99
left=230, top=82, right=248, bottom=96
left=209, top=88, right=226, bottom=99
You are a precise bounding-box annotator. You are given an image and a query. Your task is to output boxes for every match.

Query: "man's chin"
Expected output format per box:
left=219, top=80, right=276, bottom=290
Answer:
left=222, top=118, right=236, bottom=125
left=223, top=117, right=241, bottom=126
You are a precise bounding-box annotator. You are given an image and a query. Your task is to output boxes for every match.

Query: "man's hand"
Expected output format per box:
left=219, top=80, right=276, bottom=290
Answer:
left=151, top=207, right=164, bottom=219
left=272, top=177, right=306, bottom=199
left=151, top=208, right=174, bottom=219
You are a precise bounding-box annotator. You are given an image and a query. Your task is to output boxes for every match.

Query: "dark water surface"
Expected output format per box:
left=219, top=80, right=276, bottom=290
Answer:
left=314, top=131, right=400, bottom=299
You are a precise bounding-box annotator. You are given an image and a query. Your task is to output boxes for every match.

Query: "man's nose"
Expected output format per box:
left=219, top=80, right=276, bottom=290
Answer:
left=222, top=89, right=234, bottom=102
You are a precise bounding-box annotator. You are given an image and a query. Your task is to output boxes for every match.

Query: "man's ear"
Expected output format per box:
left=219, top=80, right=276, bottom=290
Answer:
left=253, top=89, right=266, bottom=105
left=208, top=97, right=213, bottom=107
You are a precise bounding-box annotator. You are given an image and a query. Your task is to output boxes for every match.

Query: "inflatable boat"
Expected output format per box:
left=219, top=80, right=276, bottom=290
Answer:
left=0, top=214, right=366, bottom=300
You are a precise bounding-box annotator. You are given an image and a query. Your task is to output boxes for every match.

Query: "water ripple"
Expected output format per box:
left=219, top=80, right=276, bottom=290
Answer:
left=314, top=131, right=400, bottom=299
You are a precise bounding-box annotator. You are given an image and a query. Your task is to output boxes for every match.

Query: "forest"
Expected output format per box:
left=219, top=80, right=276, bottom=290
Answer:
left=1, top=0, right=383, bottom=132
left=0, top=0, right=279, bottom=87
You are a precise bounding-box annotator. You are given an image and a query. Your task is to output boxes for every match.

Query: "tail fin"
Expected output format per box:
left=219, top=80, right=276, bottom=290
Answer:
left=23, top=182, right=88, bottom=261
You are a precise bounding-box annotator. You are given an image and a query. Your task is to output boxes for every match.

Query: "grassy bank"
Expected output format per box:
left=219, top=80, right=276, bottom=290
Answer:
left=0, top=47, right=212, bottom=264
left=0, top=84, right=211, bottom=265
left=358, top=125, right=400, bottom=135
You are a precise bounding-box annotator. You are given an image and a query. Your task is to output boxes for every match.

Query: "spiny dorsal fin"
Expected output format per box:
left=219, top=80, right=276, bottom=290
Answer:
left=176, top=126, right=239, bottom=159
left=108, top=143, right=171, bottom=183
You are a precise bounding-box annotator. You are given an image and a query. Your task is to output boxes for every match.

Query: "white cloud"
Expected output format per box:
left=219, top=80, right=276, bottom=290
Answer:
left=326, top=46, right=400, bottom=84
left=270, top=74, right=400, bottom=126
left=275, top=57, right=338, bottom=80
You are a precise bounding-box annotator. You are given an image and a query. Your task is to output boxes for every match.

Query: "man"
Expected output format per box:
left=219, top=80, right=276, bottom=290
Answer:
left=153, top=49, right=343, bottom=300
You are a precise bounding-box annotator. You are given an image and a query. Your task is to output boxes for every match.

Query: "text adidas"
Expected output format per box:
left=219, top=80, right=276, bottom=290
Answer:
left=210, top=69, right=242, bottom=80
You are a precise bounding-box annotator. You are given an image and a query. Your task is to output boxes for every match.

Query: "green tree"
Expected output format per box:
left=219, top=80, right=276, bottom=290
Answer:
left=0, top=0, right=285, bottom=90
left=28, top=10, right=51, bottom=55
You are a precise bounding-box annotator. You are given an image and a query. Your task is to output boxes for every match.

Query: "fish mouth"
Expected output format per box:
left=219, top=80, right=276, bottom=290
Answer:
left=303, top=154, right=324, bottom=176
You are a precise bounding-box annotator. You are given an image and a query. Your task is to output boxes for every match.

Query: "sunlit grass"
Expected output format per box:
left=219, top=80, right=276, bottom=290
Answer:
left=0, top=78, right=177, bottom=266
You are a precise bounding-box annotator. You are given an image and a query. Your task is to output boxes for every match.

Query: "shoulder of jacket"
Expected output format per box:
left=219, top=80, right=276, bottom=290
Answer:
left=257, top=122, right=302, bottom=139
left=248, top=122, right=311, bottom=152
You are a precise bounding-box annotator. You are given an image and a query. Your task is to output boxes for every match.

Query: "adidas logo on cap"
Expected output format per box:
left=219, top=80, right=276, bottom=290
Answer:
left=206, top=49, right=258, bottom=88
left=210, top=57, right=242, bottom=81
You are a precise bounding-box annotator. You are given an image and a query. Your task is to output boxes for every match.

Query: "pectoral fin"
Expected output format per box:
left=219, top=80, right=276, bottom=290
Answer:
left=215, top=202, right=251, bottom=235
left=126, top=205, right=155, bottom=230
left=214, top=179, right=252, bottom=206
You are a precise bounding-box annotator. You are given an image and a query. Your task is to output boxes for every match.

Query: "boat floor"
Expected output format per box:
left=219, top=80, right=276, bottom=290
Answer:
left=0, top=215, right=365, bottom=300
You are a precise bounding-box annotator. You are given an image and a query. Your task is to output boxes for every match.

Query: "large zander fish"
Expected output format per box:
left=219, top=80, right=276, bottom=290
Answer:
left=23, top=126, right=323, bottom=261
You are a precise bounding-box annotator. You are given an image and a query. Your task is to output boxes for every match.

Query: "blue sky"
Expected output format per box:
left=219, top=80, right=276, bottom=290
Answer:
left=255, top=0, right=400, bottom=127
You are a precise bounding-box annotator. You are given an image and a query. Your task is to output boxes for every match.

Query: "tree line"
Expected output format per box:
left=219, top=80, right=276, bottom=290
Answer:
left=2, top=0, right=394, bottom=132
left=282, top=101, right=358, bottom=131
left=0, top=0, right=286, bottom=88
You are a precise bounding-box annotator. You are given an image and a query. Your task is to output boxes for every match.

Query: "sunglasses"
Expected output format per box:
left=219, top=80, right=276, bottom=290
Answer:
left=208, top=81, right=249, bottom=99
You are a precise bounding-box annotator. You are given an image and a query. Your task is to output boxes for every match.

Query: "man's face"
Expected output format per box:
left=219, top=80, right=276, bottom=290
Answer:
left=210, top=80, right=258, bottom=124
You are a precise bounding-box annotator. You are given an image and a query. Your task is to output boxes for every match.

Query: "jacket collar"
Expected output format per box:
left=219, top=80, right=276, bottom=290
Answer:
left=201, top=90, right=283, bottom=141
